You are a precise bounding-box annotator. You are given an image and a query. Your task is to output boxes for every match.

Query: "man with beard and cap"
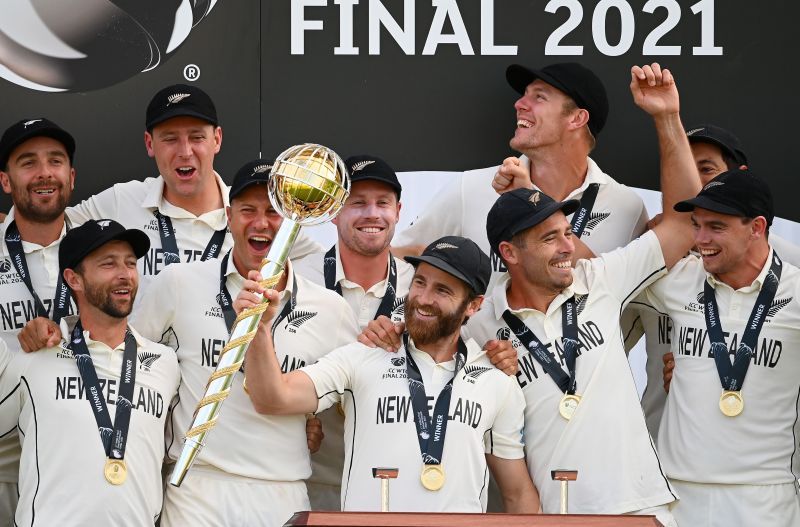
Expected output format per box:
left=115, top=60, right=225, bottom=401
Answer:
left=0, top=117, right=79, bottom=521
left=625, top=123, right=800, bottom=440
left=18, top=84, right=321, bottom=351
left=456, top=63, right=700, bottom=525
left=131, top=159, right=359, bottom=527
left=634, top=170, right=800, bottom=525
left=237, top=236, right=539, bottom=513
left=0, top=219, right=179, bottom=525
left=393, top=62, right=648, bottom=283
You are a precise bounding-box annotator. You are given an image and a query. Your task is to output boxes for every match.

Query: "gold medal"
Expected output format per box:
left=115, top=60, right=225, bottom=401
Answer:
left=558, top=394, right=582, bottom=420
left=104, top=458, right=127, bottom=485
left=420, top=464, right=445, bottom=491
left=719, top=390, right=744, bottom=417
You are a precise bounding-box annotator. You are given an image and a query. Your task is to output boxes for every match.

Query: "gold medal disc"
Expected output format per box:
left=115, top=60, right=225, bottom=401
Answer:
left=558, top=394, right=582, bottom=420
left=104, top=458, right=127, bottom=485
left=719, top=390, right=744, bottom=417
left=420, top=464, right=445, bottom=491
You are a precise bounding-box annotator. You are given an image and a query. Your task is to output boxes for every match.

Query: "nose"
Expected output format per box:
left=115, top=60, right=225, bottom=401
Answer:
left=514, top=95, right=530, bottom=112
left=560, top=233, right=575, bottom=256
left=177, top=136, right=193, bottom=157
left=694, top=226, right=711, bottom=246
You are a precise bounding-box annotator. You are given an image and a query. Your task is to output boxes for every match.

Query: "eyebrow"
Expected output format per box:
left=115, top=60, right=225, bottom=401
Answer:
left=14, top=150, right=67, bottom=163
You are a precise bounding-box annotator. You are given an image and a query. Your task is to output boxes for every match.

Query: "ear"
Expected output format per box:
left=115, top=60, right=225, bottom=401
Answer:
left=751, top=216, right=768, bottom=239
left=144, top=131, right=155, bottom=158
left=213, top=126, right=222, bottom=154
left=63, top=268, right=83, bottom=293
left=395, top=200, right=402, bottom=222
left=69, top=167, right=76, bottom=191
left=567, top=108, right=590, bottom=131
left=464, top=295, right=484, bottom=318
left=0, top=170, right=11, bottom=194
left=498, top=240, right=518, bottom=266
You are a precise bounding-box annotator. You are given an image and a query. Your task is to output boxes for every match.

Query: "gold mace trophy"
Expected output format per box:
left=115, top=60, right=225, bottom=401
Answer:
left=169, top=144, right=350, bottom=487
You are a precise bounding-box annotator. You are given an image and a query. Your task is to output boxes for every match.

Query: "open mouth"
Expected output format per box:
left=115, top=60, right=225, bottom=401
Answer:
left=551, top=260, right=571, bottom=270
left=175, top=166, right=196, bottom=179
left=517, top=119, right=533, bottom=129
left=699, top=248, right=721, bottom=259
left=32, top=187, right=56, bottom=196
left=357, top=226, right=385, bottom=234
left=111, top=288, right=131, bottom=298
left=248, top=235, right=272, bottom=253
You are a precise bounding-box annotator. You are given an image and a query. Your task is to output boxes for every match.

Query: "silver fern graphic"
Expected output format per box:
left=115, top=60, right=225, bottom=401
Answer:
left=463, top=365, right=491, bottom=379
left=575, top=294, right=588, bottom=315
left=768, top=298, right=792, bottom=318
left=138, top=351, right=161, bottom=372
left=287, top=310, right=317, bottom=328
left=350, top=160, right=376, bottom=172
left=167, top=93, right=190, bottom=105
left=584, top=212, right=610, bottom=232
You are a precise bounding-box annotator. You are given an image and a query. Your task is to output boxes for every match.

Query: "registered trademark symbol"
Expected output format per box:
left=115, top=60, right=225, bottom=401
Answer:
left=183, top=64, right=201, bottom=81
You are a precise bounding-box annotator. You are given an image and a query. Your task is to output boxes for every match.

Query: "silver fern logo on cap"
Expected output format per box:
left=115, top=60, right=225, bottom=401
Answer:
left=434, top=242, right=459, bottom=250
left=167, top=93, right=190, bottom=105
left=351, top=160, right=376, bottom=172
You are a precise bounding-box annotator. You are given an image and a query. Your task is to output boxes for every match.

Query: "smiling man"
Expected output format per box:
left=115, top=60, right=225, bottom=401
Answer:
left=393, top=62, right=648, bottom=281
left=0, top=219, right=180, bottom=525
left=131, top=159, right=358, bottom=526
left=240, top=236, right=539, bottom=513
left=0, top=117, right=80, bottom=522
left=293, top=154, right=414, bottom=509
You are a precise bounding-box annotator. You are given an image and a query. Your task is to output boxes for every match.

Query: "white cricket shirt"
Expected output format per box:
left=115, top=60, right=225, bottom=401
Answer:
left=640, top=248, right=800, bottom=485
left=301, top=337, right=526, bottom=512
left=132, top=257, right=359, bottom=482
left=393, top=157, right=648, bottom=276
left=464, top=231, right=677, bottom=515
left=0, top=318, right=179, bottom=526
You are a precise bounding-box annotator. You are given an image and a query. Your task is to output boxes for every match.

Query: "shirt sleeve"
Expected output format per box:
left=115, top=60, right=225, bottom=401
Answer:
left=66, top=184, right=121, bottom=225
left=484, top=377, right=526, bottom=460
left=300, top=344, right=361, bottom=413
left=130, top=264, right=179, bottom=346
left=393, top=175, right=465, bottom=247
left=769, top=234, right=800, bottom=268
left=579, top=230, right=667, bottom=308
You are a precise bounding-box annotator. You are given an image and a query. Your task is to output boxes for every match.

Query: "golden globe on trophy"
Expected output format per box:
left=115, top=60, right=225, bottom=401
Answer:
left=169, top=144, right=350, bottom=487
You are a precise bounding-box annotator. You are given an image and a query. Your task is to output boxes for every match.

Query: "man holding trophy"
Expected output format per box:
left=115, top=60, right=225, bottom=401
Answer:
left=237, top=236, right=540, bottom=513
left=133, top=158, right=359, bottom=526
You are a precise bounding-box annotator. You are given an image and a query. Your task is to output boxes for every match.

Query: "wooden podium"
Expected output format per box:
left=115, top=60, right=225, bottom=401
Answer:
left=285, top=511, right=664, bottom=526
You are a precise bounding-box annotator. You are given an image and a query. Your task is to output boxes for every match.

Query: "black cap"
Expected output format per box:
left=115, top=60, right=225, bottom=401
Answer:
left=405, top=236, right=490, bottom=296
left=145, top=84, right=218, bottom=130
left=345, top=155, right=402, bottom=198
left=506, top=63, right=609, bottom=136
left=674, top=169, right=774, bottom=225
left=685, top=124, right=748, bottom=166
left=229, top=158, right=274, bottom=201
left=0, top=118, right=75, bottom=169
left=487, top=188, right=580, bottom=255
left=59, top=219, right=150, bottom=274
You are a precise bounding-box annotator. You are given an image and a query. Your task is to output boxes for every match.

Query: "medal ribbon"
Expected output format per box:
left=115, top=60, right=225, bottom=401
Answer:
left=323, top=245, right=398, bottom=320
left=4, top=221, right=71, bottom=322
left=570, top=183, right=600, bottom=237
left=703, top=252, right=782, bottom=391
left=502, top=296, right=580, bottom=395
left=403, top=333, right=467, bottom=466
left=69, top=321, right=137, bottom=461
left=154, top=211, right=226, bottom=266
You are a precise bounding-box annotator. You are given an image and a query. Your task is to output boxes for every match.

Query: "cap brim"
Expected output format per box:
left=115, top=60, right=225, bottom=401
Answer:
left=686, top=136, right=747, bottom=166
left=1, top=127, right=75, bottom=166
left=229, top=178, right=270, bottom=201
left=506, top=65, right=570, bottom=96
left=64, top=229, right=150, bottom=272
left=147, top=108, right=217, bottom=130
left=508, top=198, right=581, bottom=238
left=674, top=196, right=745, bottom=216
left=403, top=255, right=474, bottom=291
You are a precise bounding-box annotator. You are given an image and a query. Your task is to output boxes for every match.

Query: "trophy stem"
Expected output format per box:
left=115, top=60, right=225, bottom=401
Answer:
left=169, top=219, right=300, bottom=487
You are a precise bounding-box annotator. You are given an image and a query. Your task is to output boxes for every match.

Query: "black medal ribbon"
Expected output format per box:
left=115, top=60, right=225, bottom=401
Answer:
left=4, top=221, right=71, bottom=322
left=154, top=211, right=226, bottom=266
left=570, top=183, right=600, bottom=237
left=502, top=296, right=580, bottom=395
left=403, top=333, right=467, bottom=466
left=323, top=245, right=398, bottom=320
left=703, top=252, right=782, bottom=391
left=69, top=321, right=137, bottom=461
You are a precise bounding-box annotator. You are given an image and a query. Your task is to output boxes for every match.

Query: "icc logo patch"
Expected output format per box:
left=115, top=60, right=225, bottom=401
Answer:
left=0, top=259, right=11, bottom=274
left=0, top=1, right=219, bottom=92
left=390, top=357, right=405, bottom=367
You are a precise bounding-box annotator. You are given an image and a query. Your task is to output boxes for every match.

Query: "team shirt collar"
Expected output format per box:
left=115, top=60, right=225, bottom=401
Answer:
left=491, top=271, right=584, bottom=320
left=142, top=171, right=229, bottom=230
left=333, top=242, right=395, bottom=297
left=406, top=334, right=485, bottom=368
left=59, top=315, right=147, bottom=351
left=705, top=246, right=776, bottom=294
left=1, top=206, right=68, bottom=253
left=525, top=155, right=609, bottom=199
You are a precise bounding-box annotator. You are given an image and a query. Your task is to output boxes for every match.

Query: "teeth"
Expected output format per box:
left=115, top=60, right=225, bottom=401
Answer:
left=552, top=261, right=571, bottom=269
left=517, top=119, right=533, bottom=128
left=250, top=236, right=269, bottom=242
left=700, top=249, right=719, bottom=256
left=359, top=227, right=382, bottom=233
left=34, top=189, right=54, bottom=194
left=113, top=289, right=129, bottom=294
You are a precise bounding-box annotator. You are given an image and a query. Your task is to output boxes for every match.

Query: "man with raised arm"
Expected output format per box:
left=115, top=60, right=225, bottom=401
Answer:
left=240, top=236, right=539, bottom=513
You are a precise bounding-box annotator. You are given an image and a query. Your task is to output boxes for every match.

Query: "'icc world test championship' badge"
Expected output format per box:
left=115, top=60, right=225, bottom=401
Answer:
left=420, top=464, right=445, bottom=491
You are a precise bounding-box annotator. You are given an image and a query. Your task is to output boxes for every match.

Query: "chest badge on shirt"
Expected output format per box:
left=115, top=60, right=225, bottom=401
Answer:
left=138, top=351, right=162, bottom=372
left=766, top=297, right=791, bottom=321
left=581, top=212, right=610, bottom=236
left=285, top=310, right=317, bottom=333
left=461, top=365, right=491, bottom=384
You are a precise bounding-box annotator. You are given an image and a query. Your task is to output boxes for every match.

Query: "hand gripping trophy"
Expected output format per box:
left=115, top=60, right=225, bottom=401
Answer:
left=169, top=144, right=350, bottom=487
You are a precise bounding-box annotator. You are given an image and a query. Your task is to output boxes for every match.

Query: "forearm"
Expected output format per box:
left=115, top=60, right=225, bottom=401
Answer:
left=486, top=455, right=540, bottom=514
left=654, top=111, right=700, bottom=219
